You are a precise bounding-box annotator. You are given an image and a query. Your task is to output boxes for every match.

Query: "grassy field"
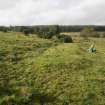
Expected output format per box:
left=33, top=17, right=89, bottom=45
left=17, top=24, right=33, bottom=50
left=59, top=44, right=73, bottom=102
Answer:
left=61, top=31, right=105, bottom=37
left=0, top=32, right=105, bottom=105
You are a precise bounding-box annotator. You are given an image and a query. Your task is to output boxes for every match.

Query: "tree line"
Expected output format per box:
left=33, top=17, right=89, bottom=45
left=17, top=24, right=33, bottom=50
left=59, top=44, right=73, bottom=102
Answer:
left=1, top=25, right=105, bottom=33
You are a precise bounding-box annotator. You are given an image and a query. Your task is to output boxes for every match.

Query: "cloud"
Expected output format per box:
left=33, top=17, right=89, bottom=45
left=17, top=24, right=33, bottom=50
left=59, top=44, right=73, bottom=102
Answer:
left=0, top=0, right=21, bottom=10
left=0, top=0, right=104, bottom=25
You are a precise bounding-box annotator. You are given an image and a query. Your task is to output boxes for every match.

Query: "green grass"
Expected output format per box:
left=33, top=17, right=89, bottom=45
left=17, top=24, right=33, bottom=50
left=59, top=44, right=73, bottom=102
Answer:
left=0, top=32, right=105, bottom=105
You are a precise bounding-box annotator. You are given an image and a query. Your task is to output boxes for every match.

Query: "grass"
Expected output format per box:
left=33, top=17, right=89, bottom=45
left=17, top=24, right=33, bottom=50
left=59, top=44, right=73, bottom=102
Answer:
left=0, top=32, right=105, bottom=105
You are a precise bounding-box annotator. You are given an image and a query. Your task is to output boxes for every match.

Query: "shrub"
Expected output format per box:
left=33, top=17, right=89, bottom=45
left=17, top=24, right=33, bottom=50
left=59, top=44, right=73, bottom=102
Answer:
left=64, top=36, right=73, bottom=43
left=0, top=27, right=8, bottom=32
left=2, top=28, right=8, bottom=32
left=101, top=32, right=105, bottom=38
left=80, top=27, right=100, bottom=38
left=57, top=34, right=73, bottom=43
left=36, top=25, right=60, bottom=39
left=23, top=29, right=31, bottom=35
left=44, top=32, right=54, bottom=39
left=37, top=31, right=54, bottom=39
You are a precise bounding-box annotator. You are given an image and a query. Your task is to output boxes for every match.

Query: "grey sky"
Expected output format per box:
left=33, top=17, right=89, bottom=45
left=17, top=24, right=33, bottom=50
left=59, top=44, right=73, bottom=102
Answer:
left=0, top=0, right=105, bottom=25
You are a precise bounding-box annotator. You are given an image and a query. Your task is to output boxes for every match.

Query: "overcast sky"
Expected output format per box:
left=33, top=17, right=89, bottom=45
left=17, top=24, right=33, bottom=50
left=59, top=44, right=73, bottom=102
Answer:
left=0, top=0, right=105, bottom=26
